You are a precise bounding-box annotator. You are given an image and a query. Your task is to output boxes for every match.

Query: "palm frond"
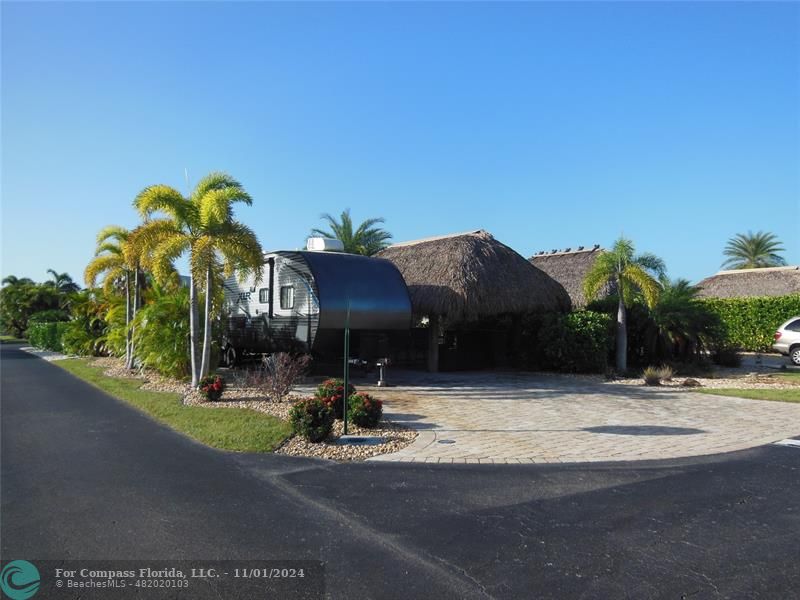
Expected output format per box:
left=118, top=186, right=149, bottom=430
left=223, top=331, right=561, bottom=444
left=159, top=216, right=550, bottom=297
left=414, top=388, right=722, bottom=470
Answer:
left=134, top=185, right=195, bottom=226
left=624, top=264, right=661, bottom=308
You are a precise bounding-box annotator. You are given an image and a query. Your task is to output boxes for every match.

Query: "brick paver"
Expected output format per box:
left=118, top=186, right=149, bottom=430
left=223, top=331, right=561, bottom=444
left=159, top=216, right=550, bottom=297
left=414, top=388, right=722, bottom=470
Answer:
left=360, top=371, right=800, bottom=464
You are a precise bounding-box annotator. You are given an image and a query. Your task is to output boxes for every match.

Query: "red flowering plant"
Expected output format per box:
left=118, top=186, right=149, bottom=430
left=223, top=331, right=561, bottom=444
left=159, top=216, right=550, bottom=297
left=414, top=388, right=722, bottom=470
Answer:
left=315, top=378, right=356, bottom=420
left=347, top=392, right=383, bottom=428
left=198, top=374, right=225, bottom=402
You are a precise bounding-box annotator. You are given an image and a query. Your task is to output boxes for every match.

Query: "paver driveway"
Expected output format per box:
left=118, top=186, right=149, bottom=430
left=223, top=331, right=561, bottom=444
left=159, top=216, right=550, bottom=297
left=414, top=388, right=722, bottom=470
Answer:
left=358, top=371, right=800, bottom=463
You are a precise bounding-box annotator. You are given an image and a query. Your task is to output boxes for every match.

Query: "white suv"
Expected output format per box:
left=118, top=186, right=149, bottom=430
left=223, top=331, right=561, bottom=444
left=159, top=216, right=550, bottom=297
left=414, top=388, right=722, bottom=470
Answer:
left=773, top=316, right=800, bottom=365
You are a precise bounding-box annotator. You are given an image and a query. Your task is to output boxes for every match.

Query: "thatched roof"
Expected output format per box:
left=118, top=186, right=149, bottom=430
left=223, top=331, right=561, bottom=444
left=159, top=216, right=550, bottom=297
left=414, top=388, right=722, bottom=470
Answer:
left=377, top=230, right=571, bottom=320
left=529, top=246, right=605, bottom=308
left=697, top=266, right=800, bottom=299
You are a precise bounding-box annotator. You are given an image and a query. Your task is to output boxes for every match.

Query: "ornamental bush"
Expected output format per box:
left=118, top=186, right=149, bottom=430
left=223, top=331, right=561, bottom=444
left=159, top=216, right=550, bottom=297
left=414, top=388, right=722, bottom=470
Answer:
left=198, top=374, right=225, bottom=402
left=289, top=397, right=334, bottom=443
left=699, top=295, right=800, bottom=352
left=315, top=378, right=356, bottom=420
left=27, top=321, right=69, bottom=352
left=527, top=311, right=613, bottom=373
left=347, top=392, right=383, bottom=428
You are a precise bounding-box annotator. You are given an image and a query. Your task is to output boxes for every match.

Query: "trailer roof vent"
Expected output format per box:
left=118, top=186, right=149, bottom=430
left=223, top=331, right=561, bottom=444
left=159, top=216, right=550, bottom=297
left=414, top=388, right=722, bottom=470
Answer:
left=306, top=237, right=345, bottom=252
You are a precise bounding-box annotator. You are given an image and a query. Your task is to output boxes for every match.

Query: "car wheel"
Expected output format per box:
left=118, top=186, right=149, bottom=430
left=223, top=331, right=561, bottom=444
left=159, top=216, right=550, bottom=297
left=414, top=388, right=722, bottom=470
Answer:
left=791, top=346, right=800, bottom=366
left=223, top=345, right=238, bottom=368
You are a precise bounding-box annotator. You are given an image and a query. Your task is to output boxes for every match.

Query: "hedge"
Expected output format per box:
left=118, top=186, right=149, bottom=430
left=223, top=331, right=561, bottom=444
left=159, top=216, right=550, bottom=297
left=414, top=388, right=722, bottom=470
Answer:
left=27, top=321, right=69, bottom=352
left=521, top=310, right=612, bottom=373
left=700, top=294, right=800, bottom=352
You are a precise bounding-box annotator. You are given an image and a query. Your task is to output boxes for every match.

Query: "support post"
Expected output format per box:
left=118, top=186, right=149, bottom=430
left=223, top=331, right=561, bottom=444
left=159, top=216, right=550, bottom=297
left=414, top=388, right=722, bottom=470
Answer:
left=427, top=314, right=440, bottom=373
left=342, top=302, right=351, bottom=435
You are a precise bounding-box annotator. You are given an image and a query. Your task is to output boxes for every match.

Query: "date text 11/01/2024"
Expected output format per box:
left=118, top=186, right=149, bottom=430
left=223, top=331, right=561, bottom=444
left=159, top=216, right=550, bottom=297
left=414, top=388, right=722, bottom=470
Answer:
left=54, top=567, right=308, bottom=579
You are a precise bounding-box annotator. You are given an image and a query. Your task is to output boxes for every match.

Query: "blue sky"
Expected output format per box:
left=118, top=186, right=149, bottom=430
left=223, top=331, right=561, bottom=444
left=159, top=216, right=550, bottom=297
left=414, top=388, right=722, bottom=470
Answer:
left=2, top=1, right=798, bottom=285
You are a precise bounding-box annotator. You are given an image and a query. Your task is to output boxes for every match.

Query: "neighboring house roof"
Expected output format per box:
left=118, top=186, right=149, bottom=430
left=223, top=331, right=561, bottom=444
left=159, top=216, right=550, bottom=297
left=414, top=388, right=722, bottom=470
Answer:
left=377, top=230, right=571, bottom=321
left=696, top=266, right=800, bottom=299
left=529, top=246, right=605, bottom=308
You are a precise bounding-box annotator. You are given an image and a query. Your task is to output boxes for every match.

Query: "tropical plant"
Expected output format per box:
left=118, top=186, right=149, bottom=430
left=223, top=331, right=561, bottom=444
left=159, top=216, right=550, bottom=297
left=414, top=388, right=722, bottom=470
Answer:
left=0, top=281, right=62, bottom=338
left=84, top=226, right=145, bottom=368
left=311, top=209, right=392, bottom=255
left=133, top=171, right=264, bottom=386
left=45, top=269, right=81, bottom=294
left=1, top=275, right=34, bottom=287
left=649, top=278, right=724, bottom=362
left=583, top=237, right=665, bottom=372
left=131, top=282, right=191, bottom=378
left=60, top=289, right=108, bottom=356
left=722, top=231, right=786, bottom=269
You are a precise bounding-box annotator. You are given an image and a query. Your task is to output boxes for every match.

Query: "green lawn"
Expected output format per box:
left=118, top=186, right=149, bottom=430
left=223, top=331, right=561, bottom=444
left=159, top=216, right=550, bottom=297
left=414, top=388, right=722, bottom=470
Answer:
left=0, top=335, right=27, bottom=344
left=697, top=387, right=800, bottom=403
left=56, top=359, right=293, bottom=452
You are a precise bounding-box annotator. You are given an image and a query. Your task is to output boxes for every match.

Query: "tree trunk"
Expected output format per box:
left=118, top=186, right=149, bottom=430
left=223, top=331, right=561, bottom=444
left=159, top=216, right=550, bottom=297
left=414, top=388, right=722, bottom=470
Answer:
left=127, top=267, right=140, bottom=370
left=189, top=278, right=200, bottom=387
left=124, top=272, right=132, bottom=368
left=427, top=315, right=440, bottom=373
left=200, top=266, right=212, bottom=379
left=616, top=287, right=627, bottom=373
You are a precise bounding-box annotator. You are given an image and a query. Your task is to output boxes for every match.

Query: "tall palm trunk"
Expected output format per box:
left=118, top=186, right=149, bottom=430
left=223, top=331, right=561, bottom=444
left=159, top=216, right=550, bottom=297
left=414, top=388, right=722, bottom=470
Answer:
left=127, top=267, right=140, bottom=370
left=124, top=272, right=132, bottom=367
left=200, top=266, right=212, bottom=379
left=189, top=279, right=201, bottom=386
left=616, top=279, right=627, bottom=373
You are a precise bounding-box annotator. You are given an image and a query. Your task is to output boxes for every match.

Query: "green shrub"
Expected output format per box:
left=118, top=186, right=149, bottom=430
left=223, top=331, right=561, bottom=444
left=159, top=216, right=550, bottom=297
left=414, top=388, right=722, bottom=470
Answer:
left=532, top=311, right=613, bottom=373
left=28, top=309, right=70, bottom=324
left=27, top=322, right=68, bottom=352
left=131, top=286, right=191, bottom=378
left=289, top=397, right=334, bottom=443
left=347, top=392, right=383, bottom=428
left=198, top=374, right=225, bottom=401
left=700, top=294, right=800, bottom=352
left=315, top=378, right=356, bottom=420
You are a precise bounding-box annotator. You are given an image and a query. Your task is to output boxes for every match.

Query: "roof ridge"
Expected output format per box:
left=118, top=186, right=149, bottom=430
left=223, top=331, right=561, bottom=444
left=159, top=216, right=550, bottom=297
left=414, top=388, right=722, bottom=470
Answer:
left=530, top=246, right=604, bottom=258
left=714, top=265, right=799, bottom=276
left=387, top=230, right=488, bottom=248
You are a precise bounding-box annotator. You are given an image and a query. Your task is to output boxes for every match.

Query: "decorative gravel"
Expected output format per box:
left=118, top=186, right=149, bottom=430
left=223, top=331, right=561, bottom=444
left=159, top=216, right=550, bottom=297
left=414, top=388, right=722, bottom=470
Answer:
left=88, top=357, right=417, bottom=461
left=571, top=371, right=800, bottom=390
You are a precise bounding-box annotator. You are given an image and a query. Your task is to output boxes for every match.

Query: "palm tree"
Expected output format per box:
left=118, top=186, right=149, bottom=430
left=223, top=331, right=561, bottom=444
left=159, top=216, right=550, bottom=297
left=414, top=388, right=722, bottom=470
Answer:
left=311, top=209, right=392, bottom=255
left=85, top=226, right=136, bottom=367
left=583, top=237, right=665, bottom=372
left=650, top=278, right=722, bottom=362
left=45, top=269, right=80, bottom=293
left=2, top=275, right=34, bottom=287
left=133, top=172, right=263, bottom=386
left=722, top=231, right=786, bottom=269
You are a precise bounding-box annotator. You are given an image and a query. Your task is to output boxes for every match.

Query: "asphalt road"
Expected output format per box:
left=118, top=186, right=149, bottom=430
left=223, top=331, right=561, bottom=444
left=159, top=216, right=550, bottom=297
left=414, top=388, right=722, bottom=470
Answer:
left=2, top=343, right=799, bottom=599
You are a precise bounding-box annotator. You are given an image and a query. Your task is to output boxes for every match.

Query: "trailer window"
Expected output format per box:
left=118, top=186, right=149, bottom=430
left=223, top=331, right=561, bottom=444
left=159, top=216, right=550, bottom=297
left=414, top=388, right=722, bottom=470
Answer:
left=258, top=288, right=270, bottom=304
left=280, top=286, right=295, bottom=310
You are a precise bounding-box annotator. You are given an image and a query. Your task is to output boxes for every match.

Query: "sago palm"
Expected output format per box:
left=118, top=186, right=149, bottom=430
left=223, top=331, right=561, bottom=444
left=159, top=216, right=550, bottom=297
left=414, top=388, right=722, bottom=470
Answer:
left=583, top=237, right=665, bottom=372
left=311, top=209, right=392, bottom=255
left=133, top=172, right=263, bottom=385
left=721, top=231, right=786, bottom=269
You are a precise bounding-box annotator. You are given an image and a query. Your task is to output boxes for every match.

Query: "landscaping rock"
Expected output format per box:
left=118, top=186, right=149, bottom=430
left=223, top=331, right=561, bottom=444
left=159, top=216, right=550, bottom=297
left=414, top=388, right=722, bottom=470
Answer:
left=681, top=378, right=702, bottom=387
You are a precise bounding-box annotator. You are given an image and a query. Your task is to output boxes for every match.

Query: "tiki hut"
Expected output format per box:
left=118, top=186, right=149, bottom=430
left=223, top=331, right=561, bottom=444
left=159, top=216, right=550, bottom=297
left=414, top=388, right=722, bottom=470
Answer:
left=377, top=230, right=570, bottom=371
left=529, top=246, right=606, bottom=308
left=697, top=266, right=800, bottom=299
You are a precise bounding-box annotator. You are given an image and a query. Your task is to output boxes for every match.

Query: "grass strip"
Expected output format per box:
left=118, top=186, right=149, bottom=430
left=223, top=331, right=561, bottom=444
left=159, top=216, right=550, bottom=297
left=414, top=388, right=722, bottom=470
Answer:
left=56, top=358, right=293, bottom=452
left=696, top=387, right=800, bottom=403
